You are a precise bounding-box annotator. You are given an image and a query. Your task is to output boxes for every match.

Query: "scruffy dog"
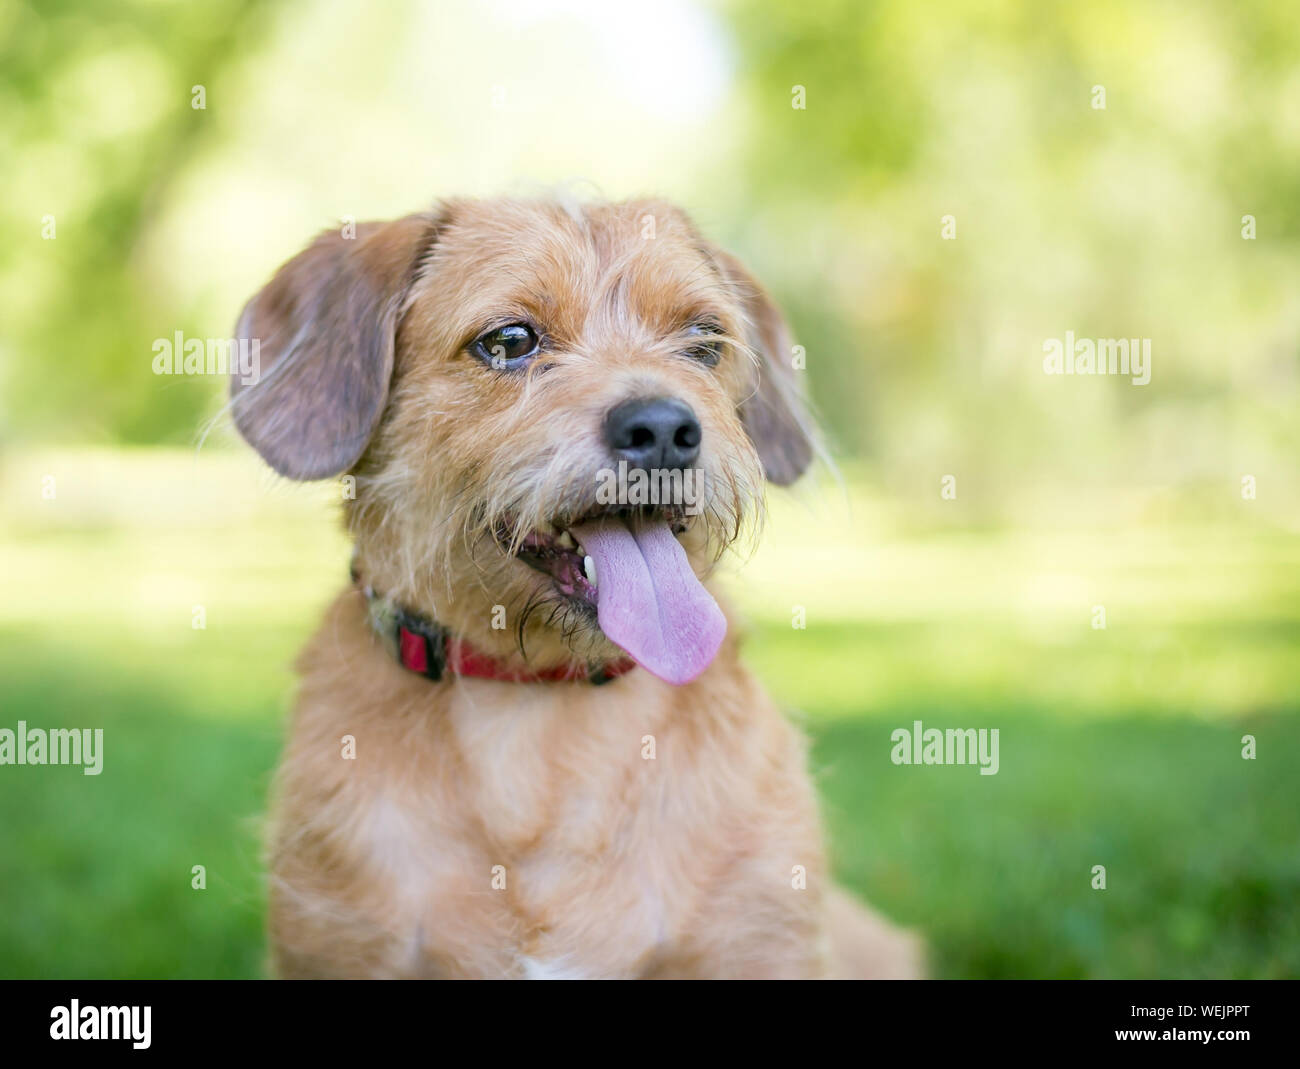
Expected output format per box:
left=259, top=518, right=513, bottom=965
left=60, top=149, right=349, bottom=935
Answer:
left=231, top=196, right=921, bottom=979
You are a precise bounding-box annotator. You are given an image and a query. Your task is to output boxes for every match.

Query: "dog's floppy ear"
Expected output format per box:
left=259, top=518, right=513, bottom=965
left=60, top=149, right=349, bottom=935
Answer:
left=231, top=213, right=436, bottom=480
left=710, top=248, right=815, bottom=485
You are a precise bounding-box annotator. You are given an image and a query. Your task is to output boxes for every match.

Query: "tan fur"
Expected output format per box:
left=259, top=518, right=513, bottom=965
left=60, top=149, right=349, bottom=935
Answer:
left=235, top=196, right=923, bottom=979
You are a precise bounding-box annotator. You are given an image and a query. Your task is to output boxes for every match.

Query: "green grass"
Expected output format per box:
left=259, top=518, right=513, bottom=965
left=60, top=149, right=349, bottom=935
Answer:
left=1, top=448, right=1297, bottom=977
left=812, top=706, right=1300, bottom=979
left=0, top=634, right=276, bottom=979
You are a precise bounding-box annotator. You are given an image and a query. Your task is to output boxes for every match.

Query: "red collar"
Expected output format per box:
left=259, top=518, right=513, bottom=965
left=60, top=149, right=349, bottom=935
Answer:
left=361, top=578, right=637, bottom=686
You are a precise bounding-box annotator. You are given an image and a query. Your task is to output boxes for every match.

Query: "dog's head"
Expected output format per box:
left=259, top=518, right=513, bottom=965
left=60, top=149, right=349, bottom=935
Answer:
left=232, top=198, right=813, bottom=683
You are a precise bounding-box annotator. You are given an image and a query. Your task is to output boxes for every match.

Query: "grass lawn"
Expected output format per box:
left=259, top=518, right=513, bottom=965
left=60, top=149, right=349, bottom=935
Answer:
left=1, top=448, right=1296, bottom=978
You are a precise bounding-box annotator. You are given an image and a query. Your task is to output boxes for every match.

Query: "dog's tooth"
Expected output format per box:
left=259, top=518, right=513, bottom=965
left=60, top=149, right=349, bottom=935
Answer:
left=583, top=555, right=597, bottom=587
left=556, top=531, right=575, bottom=550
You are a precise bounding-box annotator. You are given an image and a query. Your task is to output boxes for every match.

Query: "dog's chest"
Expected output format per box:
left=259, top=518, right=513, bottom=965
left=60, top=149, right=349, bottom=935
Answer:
left=372, top=682, right=697, bottom=978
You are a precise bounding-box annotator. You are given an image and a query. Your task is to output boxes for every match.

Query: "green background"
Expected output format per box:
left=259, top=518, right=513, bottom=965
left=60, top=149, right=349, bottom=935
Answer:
left=1, top=0, right=1296, bottom=977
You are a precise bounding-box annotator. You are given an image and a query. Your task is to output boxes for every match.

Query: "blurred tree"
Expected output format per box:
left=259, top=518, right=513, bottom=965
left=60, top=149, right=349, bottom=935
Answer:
left=0, top=0, right=1296, bottom=518
left=718, top=0, right=1300, bottom=505
left=0, top=0, right=282, bottom=444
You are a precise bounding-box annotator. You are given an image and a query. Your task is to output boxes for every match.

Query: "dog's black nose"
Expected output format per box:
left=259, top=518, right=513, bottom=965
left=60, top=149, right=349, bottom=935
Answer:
left=604, top=397, right=701, bottom=471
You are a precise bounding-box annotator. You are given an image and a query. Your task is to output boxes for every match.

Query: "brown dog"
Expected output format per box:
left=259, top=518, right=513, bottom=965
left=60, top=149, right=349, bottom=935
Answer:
left=231, top=196, right=922, bottom=979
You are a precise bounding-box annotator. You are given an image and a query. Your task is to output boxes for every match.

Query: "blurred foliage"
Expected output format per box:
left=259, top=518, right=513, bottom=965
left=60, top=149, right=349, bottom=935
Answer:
left=1, top=0, right=1296, bottom=521
left=720, top=0, right=1300, bottom=502
left=0, top=0, right=277, bottom=443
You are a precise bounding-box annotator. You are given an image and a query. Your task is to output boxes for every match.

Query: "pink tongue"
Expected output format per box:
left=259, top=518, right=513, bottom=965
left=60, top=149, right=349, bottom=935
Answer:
left=571, top=517, right=726, bottom=686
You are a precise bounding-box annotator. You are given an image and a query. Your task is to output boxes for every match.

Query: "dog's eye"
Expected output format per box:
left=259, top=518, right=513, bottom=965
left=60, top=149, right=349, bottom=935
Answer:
left=472, top=323, right=540, bottom=370
left=682, top=322, right=724, bottom=367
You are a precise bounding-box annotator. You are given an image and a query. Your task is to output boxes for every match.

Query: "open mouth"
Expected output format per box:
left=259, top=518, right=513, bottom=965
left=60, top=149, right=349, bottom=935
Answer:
left=496, top=503, right=724, bottom=686
left=501, top=505, right=690, bottom=606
